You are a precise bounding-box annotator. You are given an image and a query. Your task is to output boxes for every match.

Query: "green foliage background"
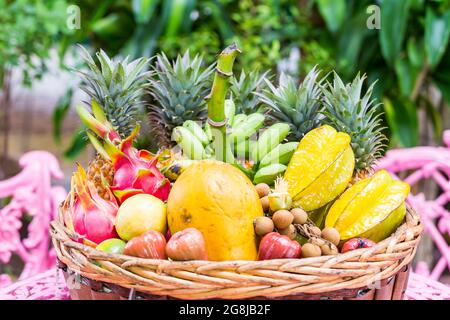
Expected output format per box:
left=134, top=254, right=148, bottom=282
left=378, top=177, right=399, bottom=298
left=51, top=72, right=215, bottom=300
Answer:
left=3, top=0, right=450, bottom=157
left=0, top=0, right=71, bottom=85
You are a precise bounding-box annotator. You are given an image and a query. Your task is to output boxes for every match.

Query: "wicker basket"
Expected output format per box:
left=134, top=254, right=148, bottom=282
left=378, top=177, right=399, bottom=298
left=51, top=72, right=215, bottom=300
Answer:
left=50, top=205, right=422, bottom=300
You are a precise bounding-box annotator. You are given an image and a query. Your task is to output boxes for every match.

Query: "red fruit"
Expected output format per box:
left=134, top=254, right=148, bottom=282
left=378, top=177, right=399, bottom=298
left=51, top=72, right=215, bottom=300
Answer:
left=124, top=230, right=167, bottom=259
left=63, top=165, right=118, bottom=245
left=341, top=238, right=376, bottom=253
left=257, top=232, right=301, bottom=260
left=166, top=228, right=208, bottom=261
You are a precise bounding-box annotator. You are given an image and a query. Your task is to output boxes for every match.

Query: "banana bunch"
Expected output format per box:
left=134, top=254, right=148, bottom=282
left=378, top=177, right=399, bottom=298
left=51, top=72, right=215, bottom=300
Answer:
left=171, top=99, right=296, bottom=185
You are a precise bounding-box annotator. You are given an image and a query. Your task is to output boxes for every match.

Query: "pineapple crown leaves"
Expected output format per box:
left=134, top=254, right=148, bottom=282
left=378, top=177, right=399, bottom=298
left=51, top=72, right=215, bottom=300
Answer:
left=148, top=50, right=215, bottom=126
left=257, top=66, right=324, bottom=141
left=321, top=72, right=387, bottom=171
left=230, top=69, right=270, bottom=115
left=76, top=45, right=152, bottom=138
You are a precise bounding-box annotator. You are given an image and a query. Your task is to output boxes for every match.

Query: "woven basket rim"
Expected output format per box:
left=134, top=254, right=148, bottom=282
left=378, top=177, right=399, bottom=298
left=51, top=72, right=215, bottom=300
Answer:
left=51, top=204, right=422, bottom=300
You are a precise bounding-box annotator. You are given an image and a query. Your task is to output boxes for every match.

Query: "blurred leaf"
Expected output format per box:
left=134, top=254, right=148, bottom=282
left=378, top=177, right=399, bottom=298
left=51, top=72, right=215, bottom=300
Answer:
left=91, top=13, right=127, bottom=38
left=90, top=0, right=115, bottom=23
left=132, top=0, right=159, bottom=24
left=380, top=0, right=410, bottom=64
left=425, top=8, right=450, bottom=69
left=316, top=0, right=346, bottom=33
left=422, top=95, right=442, bottom=142
left=410, top=0, right=425, bottom=10
left=123, top=0, right=172, bottom=58
left=432, top=42, right=450, bottom=106
left=52, top=88, right=73, bottom=143
left=164, top=0, right=190, bottom=38
left=407, top=37, right=425, bottom=68
left=337, top=12, right=369, bottom=77
left=64, top=129, right=88, bottom=160
left=368, top=67, right=392, bottom=103
left=180, top=0, right=197, bottom=31
left=205, top=0, right=234, bottom=41
left=383, top=97, right=418, bottom=147
left=434, top=79, right=450, bottom=107
left=394, top=57, right=419, bottom=98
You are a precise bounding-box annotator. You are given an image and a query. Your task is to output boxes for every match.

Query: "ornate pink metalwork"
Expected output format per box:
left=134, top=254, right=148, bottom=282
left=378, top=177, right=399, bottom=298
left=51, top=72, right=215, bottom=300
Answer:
left=0, top=151, right=66, bottom=285
left=0, top=268, right=69, bottom=300
left=405, top=272, right=450, bottom=300
left=377, top=130, right=450, bottom=282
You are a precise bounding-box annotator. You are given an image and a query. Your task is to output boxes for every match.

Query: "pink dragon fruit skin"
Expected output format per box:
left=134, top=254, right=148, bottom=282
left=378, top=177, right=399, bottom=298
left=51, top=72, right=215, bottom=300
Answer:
left=77, top=103, right=171, bottom=204
left=64, top=165, right=118, bottom=245
left=102, top=125, right=171, bottom=204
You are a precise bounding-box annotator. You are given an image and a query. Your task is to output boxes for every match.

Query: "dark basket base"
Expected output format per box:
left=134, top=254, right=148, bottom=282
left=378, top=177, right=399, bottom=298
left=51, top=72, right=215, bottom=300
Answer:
left=57, top=260, right=410, bottom=300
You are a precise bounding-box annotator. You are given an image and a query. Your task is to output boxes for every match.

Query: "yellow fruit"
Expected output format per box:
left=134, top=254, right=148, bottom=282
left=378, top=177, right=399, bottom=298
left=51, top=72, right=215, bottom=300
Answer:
left=167, top=160, right=263, bottom=261
left=115, top=194, right=167, bottom=241
left=284, top=125, right=355, bottom=211
left=325, top=170, right=410, bottom=242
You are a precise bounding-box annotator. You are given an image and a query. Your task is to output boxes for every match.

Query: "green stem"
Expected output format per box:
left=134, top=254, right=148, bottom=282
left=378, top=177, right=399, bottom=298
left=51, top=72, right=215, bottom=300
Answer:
left=207, top=43, right=241, bottom=163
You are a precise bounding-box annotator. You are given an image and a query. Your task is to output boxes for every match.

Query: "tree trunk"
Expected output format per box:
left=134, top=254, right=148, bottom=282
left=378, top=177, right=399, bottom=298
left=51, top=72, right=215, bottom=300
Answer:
left=0, top=69, right=12, bottom=179
left=413, top=86, right=440, bottom=270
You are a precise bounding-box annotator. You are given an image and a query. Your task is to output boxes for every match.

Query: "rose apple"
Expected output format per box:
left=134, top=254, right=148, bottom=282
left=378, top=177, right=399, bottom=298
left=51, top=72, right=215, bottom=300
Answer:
left=258, top=232, right=301, bottom=260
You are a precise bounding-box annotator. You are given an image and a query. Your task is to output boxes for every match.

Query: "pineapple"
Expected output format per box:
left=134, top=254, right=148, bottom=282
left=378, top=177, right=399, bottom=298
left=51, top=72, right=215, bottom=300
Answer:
left=87, top=154, right=114, bottom=201
left=230, top=70, right=269, bottom=115
left=258, top=67, right=324, bottom=141
left=76, top=46, right=151, bottom=199
left=77, top=46, right=151, bottom=138
left=147, top=51, right=214, bottom=148
left=322, top=73, right=386, bottom=178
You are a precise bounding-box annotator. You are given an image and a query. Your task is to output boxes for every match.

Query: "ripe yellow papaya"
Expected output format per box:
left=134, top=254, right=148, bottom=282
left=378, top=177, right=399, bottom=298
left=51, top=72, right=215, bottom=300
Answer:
left=325, top=170, right=410, bottom=242
left=284, top=125, right=355, bottom=211
left=167, top=160, right=263, bottom=261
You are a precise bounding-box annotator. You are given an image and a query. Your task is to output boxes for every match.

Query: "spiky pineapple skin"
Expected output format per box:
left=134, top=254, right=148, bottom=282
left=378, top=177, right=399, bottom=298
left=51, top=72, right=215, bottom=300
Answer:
left=258, top=67, right=324, bottom=142
left=147, top=51, right=214, bottom=148
left=322, top=73, right=386, bottom=173
left=87, top=154, right=115, bottom=201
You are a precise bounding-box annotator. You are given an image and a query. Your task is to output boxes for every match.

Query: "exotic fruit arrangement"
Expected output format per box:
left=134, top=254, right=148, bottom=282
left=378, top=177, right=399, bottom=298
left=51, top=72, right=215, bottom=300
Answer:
left=54, top=43, right=421, bottom=300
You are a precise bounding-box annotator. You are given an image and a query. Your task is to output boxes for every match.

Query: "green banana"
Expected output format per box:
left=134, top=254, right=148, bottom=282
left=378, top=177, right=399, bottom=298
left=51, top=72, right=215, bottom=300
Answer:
left=161, top=159, right=197, bottom=181
left=205, top=144, right=215, bottom=158
left=224, top=99, right=236, bottom=125
left=203, top=122, right=213, bottom=142
left=259, top=142, right=298, bottom=168
left=251, top=123, right=290, bottom=163
left=233, top=113, right=265, bottom=130
left=253, top=163, right=287, bottom=185
left=231, top=113, right=265, bottom=141
left=183, top=120, right=209, bottom=146
left=233, top=139, right=255, bottom=159
left=231, top=114, right=247, bottom=128
left=172, top=126, right=206, bottom=160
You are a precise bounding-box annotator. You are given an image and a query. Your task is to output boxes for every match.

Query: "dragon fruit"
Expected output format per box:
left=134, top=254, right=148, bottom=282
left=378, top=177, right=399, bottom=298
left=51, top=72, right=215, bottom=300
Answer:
left=63, top=165, right=118, bottom=245
left=76, top=101, right=171, bottom=204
